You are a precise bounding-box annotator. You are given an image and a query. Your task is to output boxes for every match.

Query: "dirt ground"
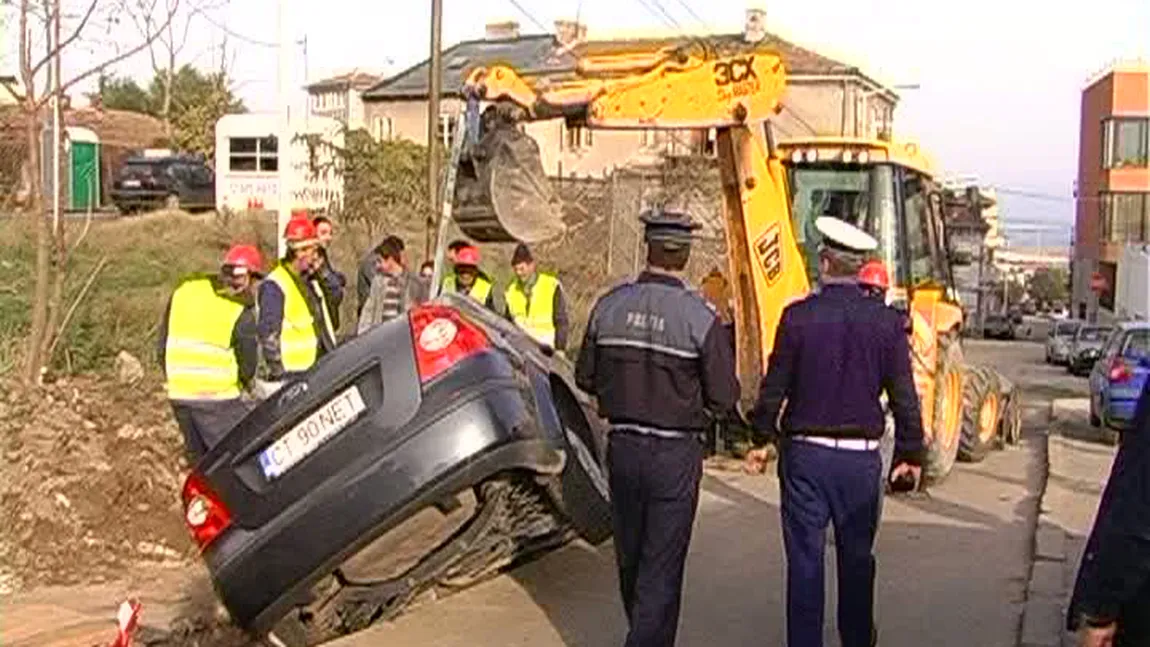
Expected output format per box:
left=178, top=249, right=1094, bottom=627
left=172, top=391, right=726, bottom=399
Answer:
left=0, top=374, right=194, bottom=596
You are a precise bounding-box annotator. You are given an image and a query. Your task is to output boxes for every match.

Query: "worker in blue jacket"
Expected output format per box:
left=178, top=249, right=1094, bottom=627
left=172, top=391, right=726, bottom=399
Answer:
left=745, top=216, right=925, bottom=647
left=1067, top=375, right=1150, bottom=646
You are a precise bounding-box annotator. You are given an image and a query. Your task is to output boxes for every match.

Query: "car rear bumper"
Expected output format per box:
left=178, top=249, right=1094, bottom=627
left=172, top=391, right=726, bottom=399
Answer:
left=206, top=371, right=567, bottom=634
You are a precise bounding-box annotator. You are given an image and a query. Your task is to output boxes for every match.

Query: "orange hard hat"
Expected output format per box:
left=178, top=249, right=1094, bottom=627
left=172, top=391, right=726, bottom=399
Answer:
left=455, top=245, right=481, bottom=266
left=858, top=260, right=890, bottom=290
left=283, top=217, right=318, bottom=248
left=222, top=244, right=264, bottom=275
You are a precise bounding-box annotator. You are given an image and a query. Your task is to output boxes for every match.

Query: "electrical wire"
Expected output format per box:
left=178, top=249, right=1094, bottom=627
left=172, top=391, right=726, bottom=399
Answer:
left=199, top=10, right=277, bottom=48
left=506, top=0, right=551, bottom=33
left=671, top=0, right=708, bottom=29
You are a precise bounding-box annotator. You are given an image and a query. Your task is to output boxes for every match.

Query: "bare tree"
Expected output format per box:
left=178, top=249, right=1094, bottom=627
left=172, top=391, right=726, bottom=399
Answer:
left=10, top=0, right=180, bottom=384
left=131, top=0, right=220, bottom=141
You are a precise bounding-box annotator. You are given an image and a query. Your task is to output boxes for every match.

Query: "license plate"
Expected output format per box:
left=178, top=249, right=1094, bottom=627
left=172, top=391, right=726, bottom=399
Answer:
left=259, top=385, right=367, bottom=480
left=123, top=179, right=141, bottom=187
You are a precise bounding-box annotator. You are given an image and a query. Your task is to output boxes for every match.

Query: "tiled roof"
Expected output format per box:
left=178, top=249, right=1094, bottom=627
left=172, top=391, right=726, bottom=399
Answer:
left=307, top=69, right=384, bottom=92
left=362, top=31, right=862, bottom=101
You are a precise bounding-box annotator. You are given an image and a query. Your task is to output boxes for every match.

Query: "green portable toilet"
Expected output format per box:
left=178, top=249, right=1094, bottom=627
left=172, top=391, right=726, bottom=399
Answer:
left=66, top=126, right=100, bottom=211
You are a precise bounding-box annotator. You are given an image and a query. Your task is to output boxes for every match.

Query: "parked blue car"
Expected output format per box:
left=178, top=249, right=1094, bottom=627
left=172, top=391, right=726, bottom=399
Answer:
left=1088, top=322, right=1150, bottom=430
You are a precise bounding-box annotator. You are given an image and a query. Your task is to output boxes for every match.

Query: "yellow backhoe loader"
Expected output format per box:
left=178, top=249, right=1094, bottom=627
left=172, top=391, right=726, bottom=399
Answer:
left=449, top=40, right=1021, bottom=483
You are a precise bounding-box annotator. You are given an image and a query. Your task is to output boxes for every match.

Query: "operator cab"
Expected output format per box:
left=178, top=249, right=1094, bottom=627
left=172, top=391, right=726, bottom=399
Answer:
left=778, top=137, right=961, bottom=309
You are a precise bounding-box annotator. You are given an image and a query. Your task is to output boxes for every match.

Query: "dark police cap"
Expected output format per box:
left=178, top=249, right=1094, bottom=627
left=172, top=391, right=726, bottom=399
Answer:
left=640, top=208, right=701, bottom=248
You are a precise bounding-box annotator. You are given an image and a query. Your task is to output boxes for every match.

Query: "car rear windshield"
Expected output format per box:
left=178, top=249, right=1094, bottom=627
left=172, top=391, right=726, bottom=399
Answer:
left=1079, top=327, right=1112, bottom=342
left=1055, top=322, right=1080, bottom=336
left=1123, top=330, right=1150, bottom=358
left=118, top=161, right=165, bottom=178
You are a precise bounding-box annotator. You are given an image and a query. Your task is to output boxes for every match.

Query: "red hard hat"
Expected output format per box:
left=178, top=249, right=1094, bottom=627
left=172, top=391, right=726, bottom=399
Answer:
left=858, top=260, right=890, bottom=290
left=283, top=217, right=318, bottom=248
left=222, top=244, right=264, bottom=275
left=455, top=245, right=481, bottom=266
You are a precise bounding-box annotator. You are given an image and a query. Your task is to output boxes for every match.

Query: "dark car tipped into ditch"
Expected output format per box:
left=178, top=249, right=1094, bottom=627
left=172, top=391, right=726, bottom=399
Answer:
left=180, top=293, right=612, bottom=646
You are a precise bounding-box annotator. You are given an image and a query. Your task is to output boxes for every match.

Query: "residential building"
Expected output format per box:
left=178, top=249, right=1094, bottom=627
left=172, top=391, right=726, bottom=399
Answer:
left=304, top=69, right=383, bottom=131
left=360, top=9, right=900, bottom=178
left=1071, top=61, right=1150, bottom=320
left=942, top=181, right=1001, bottom=326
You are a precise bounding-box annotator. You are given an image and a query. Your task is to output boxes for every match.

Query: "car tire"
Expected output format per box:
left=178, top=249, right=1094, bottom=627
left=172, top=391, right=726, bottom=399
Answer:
left=958, top=366, right=1001, bottom=463
left=548, top=377, right=613, bottom=545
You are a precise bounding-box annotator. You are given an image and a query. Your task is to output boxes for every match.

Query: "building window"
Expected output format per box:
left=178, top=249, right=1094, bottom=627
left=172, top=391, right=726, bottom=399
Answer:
left=562, top=123, right=591, bottom=151
left=438, top=114, right=457, bottom=149
left=228, top=136, right=278, bottom=172
left=373, top=116, right=394, bottom=141
left=1103, top=118, right=1150, bottom=169
left=1100, top=192, right=1150, bottom=243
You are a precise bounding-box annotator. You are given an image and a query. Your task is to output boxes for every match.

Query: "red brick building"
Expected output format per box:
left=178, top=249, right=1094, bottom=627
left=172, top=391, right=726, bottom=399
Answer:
left=1073, top=63, right=1150, bottom=319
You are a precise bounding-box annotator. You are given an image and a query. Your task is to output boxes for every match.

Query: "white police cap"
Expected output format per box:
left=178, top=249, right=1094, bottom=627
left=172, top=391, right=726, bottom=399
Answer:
left=813, top=217, right=878, bottom=254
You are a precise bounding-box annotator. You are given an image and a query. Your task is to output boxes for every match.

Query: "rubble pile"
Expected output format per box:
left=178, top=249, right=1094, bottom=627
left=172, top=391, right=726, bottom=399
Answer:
left=0, top=370, right=194, bottom=594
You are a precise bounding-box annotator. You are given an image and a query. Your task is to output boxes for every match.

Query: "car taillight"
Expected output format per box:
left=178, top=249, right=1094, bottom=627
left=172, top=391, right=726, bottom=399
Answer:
left=1109, top=358, right=1133, bottom=382
left=409, top=304, right=490, bottom=384
left=181, top=471, right=232, bottom=550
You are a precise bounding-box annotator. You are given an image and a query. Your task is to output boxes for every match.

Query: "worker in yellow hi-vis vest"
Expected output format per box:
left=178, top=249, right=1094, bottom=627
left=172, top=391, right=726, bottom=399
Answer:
left=257, top=217, right=337, bottom=387
left=158, top=245, right=262, bottom=462
left=442, top=244, right=498, bottom=311
left=504, top=243, right=569, bottom=353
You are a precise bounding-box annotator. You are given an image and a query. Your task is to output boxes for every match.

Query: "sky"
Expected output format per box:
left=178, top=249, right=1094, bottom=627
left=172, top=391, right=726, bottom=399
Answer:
left=5, top=0, right=1150, bottom=247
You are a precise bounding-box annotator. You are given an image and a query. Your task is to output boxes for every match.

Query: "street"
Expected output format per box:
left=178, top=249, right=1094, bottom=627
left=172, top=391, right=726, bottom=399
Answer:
left=330, top=339, right=1087, bottom=647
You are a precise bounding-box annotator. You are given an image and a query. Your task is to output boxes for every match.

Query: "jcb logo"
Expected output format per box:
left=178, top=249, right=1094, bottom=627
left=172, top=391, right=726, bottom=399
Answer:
left=713, top=56, right=758, bottom=87
left=755, top=223, right=782, bottom=286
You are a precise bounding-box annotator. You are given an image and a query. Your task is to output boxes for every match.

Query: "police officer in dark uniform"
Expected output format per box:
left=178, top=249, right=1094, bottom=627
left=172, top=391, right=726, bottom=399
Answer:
left=744, top=217, right=926, bottom=647
left=1067, top=375, right=1150, bottom=647
left=575, top=209, right=739, bottom=647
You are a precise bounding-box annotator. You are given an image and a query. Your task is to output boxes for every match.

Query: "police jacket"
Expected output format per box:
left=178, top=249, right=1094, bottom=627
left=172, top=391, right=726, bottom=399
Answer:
left=1067, top=379, right=1150, bottom=640
left=751, top=282, right=925, bottom=465
left=575, top=271, right=739, bottom=433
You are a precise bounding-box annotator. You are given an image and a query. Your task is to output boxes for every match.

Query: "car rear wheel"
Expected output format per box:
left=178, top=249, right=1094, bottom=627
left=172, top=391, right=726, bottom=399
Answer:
left=548, top=376, right=613, bottom=545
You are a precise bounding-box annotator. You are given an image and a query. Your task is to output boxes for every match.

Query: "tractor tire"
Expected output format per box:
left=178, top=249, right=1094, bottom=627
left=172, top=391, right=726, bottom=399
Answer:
left=999, top=387, right=1024, bottom=447
left=958, top=366, right=1002, bottom=463
left=924, top=334, right=964, bottom=485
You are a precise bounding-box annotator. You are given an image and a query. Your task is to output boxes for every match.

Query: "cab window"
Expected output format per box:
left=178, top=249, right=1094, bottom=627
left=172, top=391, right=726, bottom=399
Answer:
left=902, top=171, right=936, bottom=284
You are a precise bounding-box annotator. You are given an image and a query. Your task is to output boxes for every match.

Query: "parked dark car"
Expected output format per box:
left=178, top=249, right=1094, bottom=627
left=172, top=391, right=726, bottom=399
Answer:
left=983, top=313, right=1016, bottom=340
left=1067, top=325, right=1115, bottom=376
left=181, top=294, right=612, bottom=646
left=109, top=152, right=215, bottom=213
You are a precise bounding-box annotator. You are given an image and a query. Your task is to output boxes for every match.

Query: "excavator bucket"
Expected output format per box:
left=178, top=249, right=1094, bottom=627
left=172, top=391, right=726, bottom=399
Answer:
left=452, top=111, right=566, bottom=243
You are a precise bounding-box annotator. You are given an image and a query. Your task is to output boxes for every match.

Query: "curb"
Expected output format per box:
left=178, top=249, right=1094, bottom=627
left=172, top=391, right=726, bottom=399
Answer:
left=1018, top=400, right=1082, bottom=647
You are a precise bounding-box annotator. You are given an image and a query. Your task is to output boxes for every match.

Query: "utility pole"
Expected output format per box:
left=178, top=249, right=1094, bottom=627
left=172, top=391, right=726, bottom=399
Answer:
left=425, top=0, right=443, bottom=259
left=275, top=0, right=292, bottom=257
left=51, top=0, right=61, bottom=231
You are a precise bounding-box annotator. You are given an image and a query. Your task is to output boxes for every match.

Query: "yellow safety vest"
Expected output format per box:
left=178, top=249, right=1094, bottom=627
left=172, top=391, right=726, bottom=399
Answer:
left=505, top=273, right=559, bottom=346
left=267, top=264, right=336, bottom=373
left=444, top=274, right=493, bottom=304
left=165, top=277, right=246, bottom=401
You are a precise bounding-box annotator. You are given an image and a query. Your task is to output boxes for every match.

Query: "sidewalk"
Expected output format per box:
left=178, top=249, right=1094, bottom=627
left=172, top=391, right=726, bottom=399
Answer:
left=1019, top=399, right=1116, bottom=647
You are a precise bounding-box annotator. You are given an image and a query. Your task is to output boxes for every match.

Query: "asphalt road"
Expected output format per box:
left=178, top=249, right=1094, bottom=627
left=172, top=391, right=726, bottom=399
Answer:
left=329, top=339, right=1089, bottom=647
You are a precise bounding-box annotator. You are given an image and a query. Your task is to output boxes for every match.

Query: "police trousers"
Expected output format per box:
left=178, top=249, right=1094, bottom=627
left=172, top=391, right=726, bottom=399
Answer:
left=608, top=430, right=703, bottom=647
left=171, top=398, right=253, bottom=463
left=779, top=438, right=882, bottom=647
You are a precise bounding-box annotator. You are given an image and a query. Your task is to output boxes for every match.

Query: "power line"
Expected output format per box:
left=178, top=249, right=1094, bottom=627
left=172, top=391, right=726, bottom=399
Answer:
left=632, top=0, right=681, bottom=31
left=506, top=0, right=550, bottom=33
left=671, top=0, right=708, bottom=29
left=200, top=11, right=277, bottom=48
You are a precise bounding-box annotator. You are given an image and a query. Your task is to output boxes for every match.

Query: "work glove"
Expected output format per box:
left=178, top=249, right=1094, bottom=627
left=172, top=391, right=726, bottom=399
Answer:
left=252, top=379, right=286, bottom=400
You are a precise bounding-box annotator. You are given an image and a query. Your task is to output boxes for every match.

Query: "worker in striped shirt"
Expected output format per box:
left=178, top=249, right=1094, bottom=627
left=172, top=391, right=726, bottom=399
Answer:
left=357, top=236, right=423, bottom=335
